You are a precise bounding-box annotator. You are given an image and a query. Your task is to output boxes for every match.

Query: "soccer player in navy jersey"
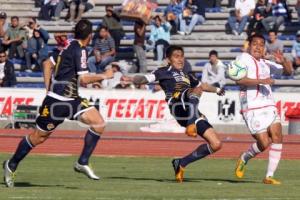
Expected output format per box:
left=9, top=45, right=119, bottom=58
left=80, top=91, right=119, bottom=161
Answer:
left=3, top=19, right=113, bottom=187
left=122, top=45, right=225, bottom=182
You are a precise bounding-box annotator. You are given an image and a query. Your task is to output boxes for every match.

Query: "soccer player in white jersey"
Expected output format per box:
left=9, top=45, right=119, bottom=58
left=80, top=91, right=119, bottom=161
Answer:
left=234, top=33, right=293, bottom=185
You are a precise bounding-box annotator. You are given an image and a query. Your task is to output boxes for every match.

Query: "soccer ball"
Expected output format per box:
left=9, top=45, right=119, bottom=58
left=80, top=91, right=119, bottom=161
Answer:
left=227, top=60, right=247, bottom=81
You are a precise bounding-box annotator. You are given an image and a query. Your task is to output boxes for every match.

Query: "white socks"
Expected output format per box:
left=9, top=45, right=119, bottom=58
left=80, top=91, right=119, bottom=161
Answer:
left=266, top=143, right=282, bottom=178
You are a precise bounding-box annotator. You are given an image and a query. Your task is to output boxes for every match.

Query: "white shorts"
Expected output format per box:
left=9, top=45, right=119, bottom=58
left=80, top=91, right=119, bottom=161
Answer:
left=242, top=106, right=281, bottom=134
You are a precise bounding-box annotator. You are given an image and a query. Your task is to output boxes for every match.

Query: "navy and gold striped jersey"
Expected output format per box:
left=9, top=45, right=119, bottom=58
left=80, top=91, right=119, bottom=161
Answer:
left=145, top=66, right=200, bottom=100
left=49, top=40, right=89, bottom=99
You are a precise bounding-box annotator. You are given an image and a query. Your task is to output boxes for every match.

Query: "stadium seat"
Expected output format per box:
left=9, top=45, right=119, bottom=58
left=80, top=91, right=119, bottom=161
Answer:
left=195, top=61, right=207, bottom=67
left=230, top=48, right=242, bottom=53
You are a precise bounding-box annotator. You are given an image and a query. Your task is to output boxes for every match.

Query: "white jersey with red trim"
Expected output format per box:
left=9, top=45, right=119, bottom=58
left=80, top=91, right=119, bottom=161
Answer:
left=236, top=53, right=283, bottom=112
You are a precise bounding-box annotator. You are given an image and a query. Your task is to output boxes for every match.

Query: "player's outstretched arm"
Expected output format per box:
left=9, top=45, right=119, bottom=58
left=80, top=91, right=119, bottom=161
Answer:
left=200, top=83, right=225, bottom=96
left=43, top=58, right=54, bottom=92
left=79, top=68, right=114, bottom=85
left=121, top=75, right=150, bottom=85
left=236, top=77, right=275, bottom=86
left=272, top=50, right=293, bottom=75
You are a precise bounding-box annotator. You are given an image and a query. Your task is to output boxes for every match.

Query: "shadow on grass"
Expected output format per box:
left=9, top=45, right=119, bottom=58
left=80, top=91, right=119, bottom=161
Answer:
left=0, top=182, right=65, bottom=188
left=1, top=181, right=80, bottom=189
left=16, top=182, right=65, bottom=188
left=106, top=176, right=258, bottom=184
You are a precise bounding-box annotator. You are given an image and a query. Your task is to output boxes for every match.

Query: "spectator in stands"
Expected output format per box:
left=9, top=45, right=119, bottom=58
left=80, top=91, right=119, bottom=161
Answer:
left=291, top=30, right=300, bottom=77
left=201, top=50, right=226, bottom=88
left=147, top=15, right=171, bottom=62
left=102, top=5, right=125, bottom=51
left=24, top=18, right=49, bottom=42
left=178, top=0, right=206, bottom=35
left=88, top=26, right=115, bottom=73
left=265, top=31, right=292, bottom=74
left=68, top=0, right=95, bottom=23
left=297, top=0, right=300, bottom=23
left=164, top=0, right=185, bottom=34
left=204, top=0, right=222, bottom=8
left=0, top=49, right=16, bottom=87
left=25, top=29, right=49, bottom=72
left=265, top=29, right=283, bottom=59
left=133, top=20, right=147, bottom=73
left=247, top=0, right=268, bottom=35
left=2, top=16, right=27, bottom=60
left=39, top=0, right=60, bottom=21
left=101, top=62, right=124, bottom=89
left=227, top=0, right=255, bottom=36
left=0, top=12, right=8, bottom=47
left=228, top=0, right=236, bottom=8
left=261, top=0, right=289, bottom=32
left=52, top=0, right=70, bottom=21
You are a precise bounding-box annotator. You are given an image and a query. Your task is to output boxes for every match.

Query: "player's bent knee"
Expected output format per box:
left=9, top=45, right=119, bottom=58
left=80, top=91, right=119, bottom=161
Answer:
left=271, top=134, right=282, bottom=143
left=91, top=121, right=106, bottom=134
left=195, top=119, right=212, bottom=136
left=258, top=140, right=270, bottom=151
left=271, top=132, right=283, bottom=143
left=210, top=140, right=222, bottom=152
left=29, top=130, right=50, bottom=146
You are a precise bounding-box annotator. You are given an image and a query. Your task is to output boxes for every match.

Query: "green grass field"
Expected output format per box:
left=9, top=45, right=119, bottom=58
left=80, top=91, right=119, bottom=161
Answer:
left=0, top=154, right=299, bottom=200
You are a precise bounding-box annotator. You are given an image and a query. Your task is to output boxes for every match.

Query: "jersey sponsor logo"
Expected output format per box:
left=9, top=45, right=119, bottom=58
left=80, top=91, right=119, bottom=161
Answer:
left=81, top=50, right=87, bottom=69
left=218, top=98, right=235, bottom=122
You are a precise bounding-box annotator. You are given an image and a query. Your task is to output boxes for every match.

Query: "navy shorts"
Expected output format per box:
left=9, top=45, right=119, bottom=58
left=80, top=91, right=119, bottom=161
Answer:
left=36, top=95, right=92, bottom=132
left=168, top=91, right=207, bottom=128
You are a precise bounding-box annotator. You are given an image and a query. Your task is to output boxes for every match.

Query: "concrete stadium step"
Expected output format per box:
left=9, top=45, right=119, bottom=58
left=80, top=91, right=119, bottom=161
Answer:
left=4, top=9, right=300, bottom=21
left=0, top=0, right=297, bottom=7
left=92, top=0, right=297, bottom=6
left=38, top=22, right=300, bottom=35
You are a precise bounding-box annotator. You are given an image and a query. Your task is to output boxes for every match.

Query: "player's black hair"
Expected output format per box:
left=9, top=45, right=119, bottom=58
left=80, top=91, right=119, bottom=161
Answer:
left=74, top=19, right=93, bottom=40
left=248, top=33, right=266, bottom=44
left=166, top=45, right=184, bottom=58
left=209, top=50, right=218, bottom=57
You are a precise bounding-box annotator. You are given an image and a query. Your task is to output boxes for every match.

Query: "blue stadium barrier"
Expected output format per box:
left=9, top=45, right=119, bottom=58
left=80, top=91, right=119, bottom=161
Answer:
left=16, top=72, right=43, bottom=77
left=278, top=35, right=296, bottom=41
left=230, top=48, right=242, bottom=53
left=205, top=7, right=222, bottom=13
left=195, top=61, right=207, bottom=66
left=16, top=83, right=45, bottom=88
left=283, top=47, right=292, bottom=53
left=118, top=47, right=134, bottom=52
left=9, top=58, right=26, bottom=65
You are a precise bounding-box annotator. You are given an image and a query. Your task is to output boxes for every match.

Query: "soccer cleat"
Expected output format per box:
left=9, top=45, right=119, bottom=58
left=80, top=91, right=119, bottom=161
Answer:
left=172, top=159, right=185, bottom=183
left=73, top=162, right=100, bottom=180
left=235, top=156, right=246, bottom=179
left=263, top=177, right=281, bottom=185
left=3, top=160, right=16, bottom=188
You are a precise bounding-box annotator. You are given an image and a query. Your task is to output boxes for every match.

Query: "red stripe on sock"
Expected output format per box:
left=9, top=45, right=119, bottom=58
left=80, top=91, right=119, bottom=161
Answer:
left=270, top=148, right=282, bottom=152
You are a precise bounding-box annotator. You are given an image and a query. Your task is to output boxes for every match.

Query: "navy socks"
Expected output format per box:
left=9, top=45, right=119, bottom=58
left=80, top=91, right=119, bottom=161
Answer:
left=180, top=144, right=213, bottom=167
left=9, top=136, right=34, bottom=172
left=78, top=129, right=101, bottom=165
